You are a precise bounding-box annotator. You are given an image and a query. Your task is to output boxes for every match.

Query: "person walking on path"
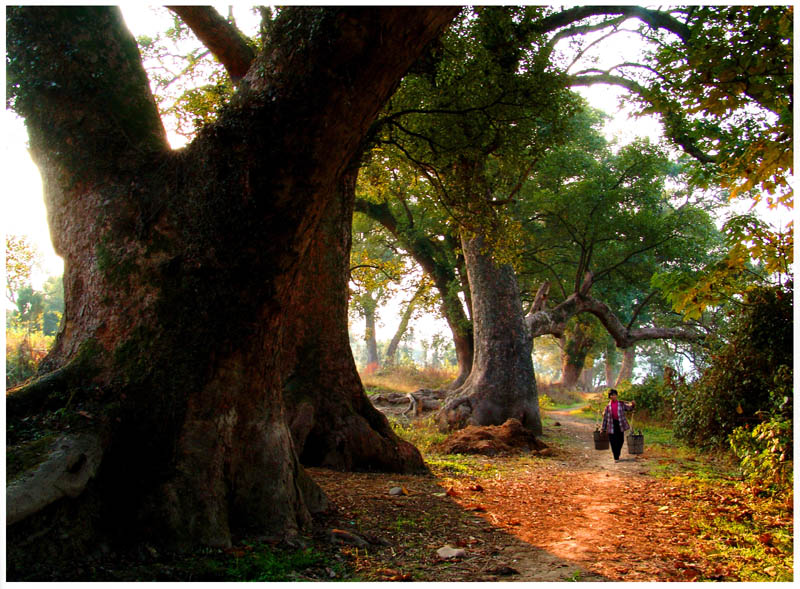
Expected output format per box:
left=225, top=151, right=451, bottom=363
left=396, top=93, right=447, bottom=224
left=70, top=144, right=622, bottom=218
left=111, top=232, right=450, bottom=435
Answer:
left=601, top=389, right=635, bottom=462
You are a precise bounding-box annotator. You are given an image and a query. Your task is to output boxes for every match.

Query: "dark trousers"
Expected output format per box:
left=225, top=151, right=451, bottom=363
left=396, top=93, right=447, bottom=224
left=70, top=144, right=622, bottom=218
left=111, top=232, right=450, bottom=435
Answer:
left=609, top=419, right=624, bottom=460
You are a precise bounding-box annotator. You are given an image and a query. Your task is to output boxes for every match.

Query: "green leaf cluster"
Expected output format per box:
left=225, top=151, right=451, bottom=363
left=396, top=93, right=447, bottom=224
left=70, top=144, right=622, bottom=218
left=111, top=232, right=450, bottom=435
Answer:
left=377, top=7, right=580, bottom=247
left=729, top=410, right=792, bottom=495
left=517, top=107, right=722, bottom=330
left=652, top=213, right=792, bottom=320
left=672, top=283, right=792, bottom=450
left=641, top=6, right=793, bottom=207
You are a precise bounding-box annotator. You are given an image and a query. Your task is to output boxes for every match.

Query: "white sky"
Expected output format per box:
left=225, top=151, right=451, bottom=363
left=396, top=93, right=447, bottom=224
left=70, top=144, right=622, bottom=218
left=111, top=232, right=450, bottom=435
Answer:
left=3, top=6, right=793, bottom=340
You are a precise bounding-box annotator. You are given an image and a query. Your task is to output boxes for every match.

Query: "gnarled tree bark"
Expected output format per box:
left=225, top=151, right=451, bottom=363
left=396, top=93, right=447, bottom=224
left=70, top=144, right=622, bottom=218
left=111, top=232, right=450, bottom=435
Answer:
left=437, top=233, right=542, bottom=435
left=6, top=5, right=456, bottom=574
left=282, top=168, right=426, bottom=473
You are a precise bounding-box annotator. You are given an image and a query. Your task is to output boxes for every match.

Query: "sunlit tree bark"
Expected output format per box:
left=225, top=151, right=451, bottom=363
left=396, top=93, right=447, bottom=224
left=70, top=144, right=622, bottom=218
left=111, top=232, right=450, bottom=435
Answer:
left=6, top=5, right=456, bottom=570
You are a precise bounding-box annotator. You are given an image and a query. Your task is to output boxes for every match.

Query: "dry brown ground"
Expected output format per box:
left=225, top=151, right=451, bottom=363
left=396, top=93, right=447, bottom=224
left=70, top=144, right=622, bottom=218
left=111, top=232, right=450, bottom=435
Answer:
left=308, top=408, right=738, bottom=582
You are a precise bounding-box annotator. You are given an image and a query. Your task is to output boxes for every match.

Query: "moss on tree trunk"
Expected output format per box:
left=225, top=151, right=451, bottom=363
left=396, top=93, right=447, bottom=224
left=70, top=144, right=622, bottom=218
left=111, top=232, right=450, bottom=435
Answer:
left=282, top=168, right=426, bottom=473
left=437, top=233, right=542, bottom=435
left=6, top=5, right=457, bottom=575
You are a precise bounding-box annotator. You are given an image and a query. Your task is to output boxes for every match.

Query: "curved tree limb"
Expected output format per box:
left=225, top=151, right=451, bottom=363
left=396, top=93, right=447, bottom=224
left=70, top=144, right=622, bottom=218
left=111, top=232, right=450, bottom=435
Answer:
left=525, top=273, right=702, bottom=347
left=579, top=294, right=702, bottom=348
left=167, top=5, right=255, bottom=83
left=568, top=73, right=717, bottom=165
left=534, top=6, right=690, bottom=41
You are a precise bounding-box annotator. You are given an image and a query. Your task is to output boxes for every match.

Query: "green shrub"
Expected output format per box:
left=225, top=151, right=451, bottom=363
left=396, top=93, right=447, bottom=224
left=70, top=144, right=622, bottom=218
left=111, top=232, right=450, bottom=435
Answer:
left=538, top=393, right=554, bottom=410
left=729, top=415, right=793, bottom=495
left=617, top=375, right=674, bottom=422
left=673, top=284, right=792, bottom=449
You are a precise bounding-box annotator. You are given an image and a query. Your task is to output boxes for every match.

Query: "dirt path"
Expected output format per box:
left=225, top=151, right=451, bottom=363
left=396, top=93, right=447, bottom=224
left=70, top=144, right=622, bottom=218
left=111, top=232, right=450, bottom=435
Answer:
left=311, top=406, right=704, bottom=581
left=479, top=407, right=697, bottom=581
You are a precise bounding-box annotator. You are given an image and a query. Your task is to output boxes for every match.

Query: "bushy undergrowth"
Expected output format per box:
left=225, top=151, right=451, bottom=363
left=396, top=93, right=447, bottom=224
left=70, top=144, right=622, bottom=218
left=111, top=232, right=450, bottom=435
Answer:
left=389, top=416, right=447, bottom=454
left=617, top=376, right=675, bottom=422
left=673, top=284, right=792, bottom=452
left=6, top=328, right=54, bottom=388
left=729, top=413, right=793, bottom=496
left=536, top=384, right=584, bottom=408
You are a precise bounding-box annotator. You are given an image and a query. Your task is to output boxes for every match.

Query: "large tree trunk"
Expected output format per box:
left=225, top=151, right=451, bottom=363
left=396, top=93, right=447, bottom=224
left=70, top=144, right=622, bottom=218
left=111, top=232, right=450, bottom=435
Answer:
left=559, top=322, right=595, bottom=390
left=615, top=346, right=636, bottom=386
left=282, top=169, right=425, bottom=473
left=6, top=5, right=456, bottom=572
left=436, top=233, right=541, bottom=434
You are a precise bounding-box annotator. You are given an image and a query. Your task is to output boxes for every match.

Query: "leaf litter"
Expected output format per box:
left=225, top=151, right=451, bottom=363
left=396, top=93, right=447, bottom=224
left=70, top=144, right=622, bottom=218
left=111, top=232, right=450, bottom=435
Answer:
left=307, top=408, right=792, bottom=581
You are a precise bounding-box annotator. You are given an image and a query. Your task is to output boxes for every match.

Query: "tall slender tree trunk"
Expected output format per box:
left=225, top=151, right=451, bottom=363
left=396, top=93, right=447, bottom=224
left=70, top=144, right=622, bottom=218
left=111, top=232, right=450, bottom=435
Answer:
left=437, top=233, right=541, bottom=434
left=615, top=346, right=636, bottom=386
left=363, top=298, right=381, bottom=370
left=282, top=169, right=425, bottom=473
left=384, top=283, right=424, bottom=366
left=604, top=339, right=619, bottom=388
left=559, top=323, right=595, bottom=390
left=6, top=5, right=456, bottom=571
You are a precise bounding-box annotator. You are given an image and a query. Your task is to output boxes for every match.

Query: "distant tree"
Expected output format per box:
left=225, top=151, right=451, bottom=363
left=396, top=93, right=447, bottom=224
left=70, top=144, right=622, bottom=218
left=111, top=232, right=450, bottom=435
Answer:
left=5, top=235, right=39, bottom=305
left=383, top=279, right=433, bottom=367
left=349, top=211, right=411, bottom=369
left=41, top=276, right=64, bottom=336
left=515, top=110, right=722, bottom=389
left=355, top=156, right=475, bottom=387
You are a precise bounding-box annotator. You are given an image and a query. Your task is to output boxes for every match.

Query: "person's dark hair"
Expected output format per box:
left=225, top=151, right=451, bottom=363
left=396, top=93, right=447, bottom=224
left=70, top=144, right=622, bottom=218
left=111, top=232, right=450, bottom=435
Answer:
left=608, top=389, right=618, bottom=398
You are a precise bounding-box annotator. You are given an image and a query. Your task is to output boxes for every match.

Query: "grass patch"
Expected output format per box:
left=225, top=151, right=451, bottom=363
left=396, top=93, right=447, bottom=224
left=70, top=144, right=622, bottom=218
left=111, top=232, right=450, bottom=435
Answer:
left=638, top=428, right=793, bottom=581
left=75, top=541, right=354, bottom=582
left=389, top=416, right=448, bottom=454
left=426, top=454, right=500, bottom=477
left=218, top=545, right=341, bottom=582
left=361, top=365, right=455, bottom=394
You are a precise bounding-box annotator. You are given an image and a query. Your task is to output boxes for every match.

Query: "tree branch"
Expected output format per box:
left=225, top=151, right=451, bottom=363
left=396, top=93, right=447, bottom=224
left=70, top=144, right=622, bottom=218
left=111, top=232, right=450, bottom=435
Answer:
left=535, top=6, right=690, bottom=42
left=167, top=5, right=255, bottom=84
left=568, top=73, right=717, bottom=164
left=527, top=281, right=551, bottom=315
left=626, top=290, right=658, bottom=330
left=525, top=288, right=701, bottom=347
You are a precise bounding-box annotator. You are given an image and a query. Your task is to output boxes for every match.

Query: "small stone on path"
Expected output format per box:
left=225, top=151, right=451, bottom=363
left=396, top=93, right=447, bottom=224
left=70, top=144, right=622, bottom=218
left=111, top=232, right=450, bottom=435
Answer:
left=437, top=545, right=467, bottom=560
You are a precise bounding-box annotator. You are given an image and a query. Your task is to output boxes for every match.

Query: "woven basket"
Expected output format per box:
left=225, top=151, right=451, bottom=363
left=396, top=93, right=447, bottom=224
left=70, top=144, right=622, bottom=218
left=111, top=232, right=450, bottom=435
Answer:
left=593, top=429, right=609, bottom=450
left=626, top=430, right=644, bottom=454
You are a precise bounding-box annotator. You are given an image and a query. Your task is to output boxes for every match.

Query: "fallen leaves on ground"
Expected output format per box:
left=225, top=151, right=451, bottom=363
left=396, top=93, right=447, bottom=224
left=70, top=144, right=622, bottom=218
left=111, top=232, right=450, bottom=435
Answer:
left=307, top=410, right=793, bottom=582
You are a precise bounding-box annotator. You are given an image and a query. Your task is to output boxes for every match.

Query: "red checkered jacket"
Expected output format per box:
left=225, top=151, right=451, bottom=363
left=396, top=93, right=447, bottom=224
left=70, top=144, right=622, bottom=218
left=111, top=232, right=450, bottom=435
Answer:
left=601, top=401, right=634, bottom=434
